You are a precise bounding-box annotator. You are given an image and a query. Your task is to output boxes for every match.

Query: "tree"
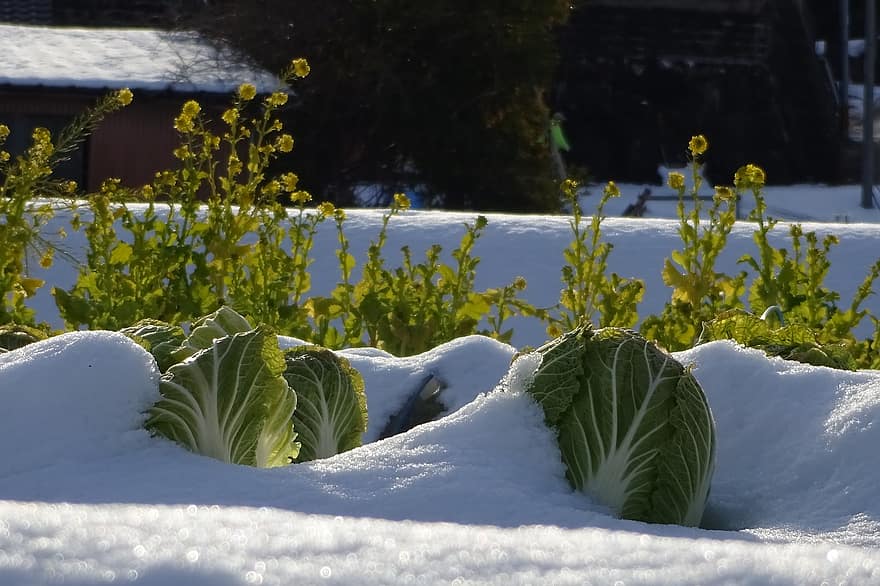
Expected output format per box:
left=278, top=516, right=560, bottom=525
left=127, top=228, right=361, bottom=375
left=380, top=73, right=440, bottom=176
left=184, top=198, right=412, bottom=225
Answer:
left=194, top=0, right=570, bottom=211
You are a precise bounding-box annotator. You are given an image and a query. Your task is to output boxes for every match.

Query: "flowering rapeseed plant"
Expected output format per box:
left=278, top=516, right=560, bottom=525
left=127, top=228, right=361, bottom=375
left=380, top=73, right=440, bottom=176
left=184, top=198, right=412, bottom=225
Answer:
left=603, top=181, right=621, bottom=199
left=714, top=185, right=735, bottom=202
left=292, top=58, right=310, bottom=78
left=317, top=202, right=336, bottom=217
left=735, top=164, right=766, bottom=191
left=238, top=83, right=257, bottom=101
left=116, top=88, right=133, bottom=106
left=667, top=172, right=686, bottom=192
left=393, top=193, right=411, bottom=211
left=688, top=134, right=708, bottom=157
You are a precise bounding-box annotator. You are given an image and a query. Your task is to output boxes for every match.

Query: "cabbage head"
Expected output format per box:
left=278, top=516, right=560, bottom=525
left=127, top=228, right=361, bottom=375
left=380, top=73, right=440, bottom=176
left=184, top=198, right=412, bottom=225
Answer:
left=522, top=324, right=715, bottom=527
left=146, top=326, right=299, bottom=467
left=283, top=346, right=367, bottom=462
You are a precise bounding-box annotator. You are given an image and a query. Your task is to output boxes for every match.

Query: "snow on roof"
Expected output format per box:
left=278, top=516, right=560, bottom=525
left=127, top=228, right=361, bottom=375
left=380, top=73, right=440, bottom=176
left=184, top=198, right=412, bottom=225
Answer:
left=0, top=23, right=279, bottom=94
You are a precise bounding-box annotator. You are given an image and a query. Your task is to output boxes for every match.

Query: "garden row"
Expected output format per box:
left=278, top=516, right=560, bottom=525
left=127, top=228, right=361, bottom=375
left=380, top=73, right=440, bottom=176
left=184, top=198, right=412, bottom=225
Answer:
left=1, top=66, right=879, bottom=369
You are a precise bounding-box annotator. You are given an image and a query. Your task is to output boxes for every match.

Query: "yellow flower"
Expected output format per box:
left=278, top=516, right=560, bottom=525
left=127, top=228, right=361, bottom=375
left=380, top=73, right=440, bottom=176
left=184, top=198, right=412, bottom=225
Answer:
left=734, top=166, right=748, bottom=189
left=290, top=190, right=312, bottom=205
left=0, top=124, right=9, bottom=141
left=221, top=108, right=239, bottom=126
left=334, top=208, right=346, bottom=222
left=292, top=58, right=311, bottom=78
left=393, top=192, right=411, bottom=211
left=238, top=83, right=257, bottom=101
left=0, top=151, right=10, bottom=163
left=30, top=127, right=53, bottom=156
left=262, top=180, right=281, bottom=197
left=267, top=92, right=289, bottom=107
left=277, top=134, right=294, bottom=153
left=116, top=88, right=133, bottom=106
left=513, top=276, right=527, bottom=291
left=747, top=164, right=766, bottom=188
left=734, top=164, right=766, bottom=190
left=32, top=127, right=51, bottom=144
left=281, top=172, right=299, bottom=192
left=561, top=178, right=578, bottom=199
left=182, top=100, right=201, bottom=118
left=173, top=145, right=191, bottom=160
left=174, top=114, right=194, bottom=133
left=38, top=250, right=54, bottom=269
left=603, top=181, right=621, bottom=199
left=667, top=171, right=686, bottom=192
left=713, top=185, right=735, bottom=202
left=228, top=154, right=242, bottom=176
left=688, top=135, right=708, bottom=156
left=547, top=323, right=563, bottom=339
left=317, top=201, right=336, bottom=216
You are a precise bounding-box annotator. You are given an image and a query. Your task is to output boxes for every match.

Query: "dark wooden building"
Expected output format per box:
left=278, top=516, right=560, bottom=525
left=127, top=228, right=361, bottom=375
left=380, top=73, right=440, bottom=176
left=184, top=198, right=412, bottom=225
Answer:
left=0, top=23, right=275, bottom=191
left=556, top=0, right=842, bottom=185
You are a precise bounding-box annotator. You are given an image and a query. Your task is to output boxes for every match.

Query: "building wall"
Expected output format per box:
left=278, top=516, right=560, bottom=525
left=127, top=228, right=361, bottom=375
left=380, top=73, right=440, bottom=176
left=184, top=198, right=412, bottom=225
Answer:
left=89, top=95, right=181, bottom=190
left=0, top=87, right=225, bottom=192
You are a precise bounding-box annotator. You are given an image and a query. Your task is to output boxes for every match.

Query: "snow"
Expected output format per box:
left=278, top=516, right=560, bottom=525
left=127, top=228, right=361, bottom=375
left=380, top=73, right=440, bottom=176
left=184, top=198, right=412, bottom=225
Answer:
left=4, top=186, right=880, bottom=584
left=0, top=24, right=277, bottom=93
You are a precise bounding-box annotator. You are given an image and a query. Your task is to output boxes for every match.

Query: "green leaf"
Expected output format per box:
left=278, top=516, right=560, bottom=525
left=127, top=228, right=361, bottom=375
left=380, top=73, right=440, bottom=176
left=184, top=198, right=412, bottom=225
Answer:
left=110, top=242, right=133, bottom=265
left=145, top=327, right=299, bottom=467
left=0, top=324, right=47, bottom=352
left=119, top=319, right=186, bottom=372
left=523, top=326, right=715, bottom=527
left=340, top=252, right=356, bottom=275
left=670, top=250, right=688, bottom=268
left=437, top=265, right=456, bottom=288
left=173, top=306, right=253, bottom=362
left=456, top=293, right=491, bottom=322
left=525, top=324, right=589, bottom=426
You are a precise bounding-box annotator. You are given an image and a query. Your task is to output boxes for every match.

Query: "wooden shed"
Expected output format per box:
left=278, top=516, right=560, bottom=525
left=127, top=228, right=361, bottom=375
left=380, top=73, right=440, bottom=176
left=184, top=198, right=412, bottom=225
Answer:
left=0, top=23, right=276, bottom=191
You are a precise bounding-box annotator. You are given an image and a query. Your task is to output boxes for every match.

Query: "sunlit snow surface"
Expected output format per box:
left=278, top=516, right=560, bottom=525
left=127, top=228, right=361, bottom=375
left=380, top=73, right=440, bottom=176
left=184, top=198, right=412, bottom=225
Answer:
left=0, top=24, right=277, bottom=93
left=2, top=332, right=880, bottom=584
left=4, top=194, right=880, bottom=584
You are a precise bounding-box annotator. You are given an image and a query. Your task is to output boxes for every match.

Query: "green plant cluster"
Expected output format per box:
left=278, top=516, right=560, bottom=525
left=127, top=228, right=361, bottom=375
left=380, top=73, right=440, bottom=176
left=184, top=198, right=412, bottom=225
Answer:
left=4, top=78, right=880, bottom=370
left=0, top=89, right=130, bottom=325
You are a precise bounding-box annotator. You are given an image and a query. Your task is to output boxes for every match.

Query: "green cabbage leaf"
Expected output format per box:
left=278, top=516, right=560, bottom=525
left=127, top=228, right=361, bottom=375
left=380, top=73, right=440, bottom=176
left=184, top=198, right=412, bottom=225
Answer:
left=283, top=346, right=367, bottom=462
left=521, top=324, right=715, bottom=527
left=0, top=324, right=47, bottom=353
left=119, top=319, right=186, bottom=372
left=145, top=326, right=299, bottom=467
left=172, top=305, right=254, bottom=363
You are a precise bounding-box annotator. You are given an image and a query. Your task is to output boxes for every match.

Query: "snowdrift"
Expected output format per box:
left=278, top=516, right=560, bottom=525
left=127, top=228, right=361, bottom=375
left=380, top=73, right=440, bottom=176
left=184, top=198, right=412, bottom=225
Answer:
left=1, top=331, right=879, bottom=585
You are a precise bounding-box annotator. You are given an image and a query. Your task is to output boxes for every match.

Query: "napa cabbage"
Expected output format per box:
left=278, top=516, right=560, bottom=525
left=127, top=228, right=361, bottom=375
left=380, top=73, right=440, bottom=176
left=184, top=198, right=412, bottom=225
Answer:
left=119, top=319, right=185, bottom=372
left=145, top=326, right=299, bottom=467
left=520, top=324, right=715, bottom=527
left=283, top=346, right=368, bottom=462
left=0, top=324, right=47, bottom=353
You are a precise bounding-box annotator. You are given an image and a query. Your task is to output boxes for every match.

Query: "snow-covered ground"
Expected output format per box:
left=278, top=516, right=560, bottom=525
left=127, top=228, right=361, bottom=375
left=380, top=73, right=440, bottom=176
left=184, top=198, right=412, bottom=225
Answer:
left=4, top=187, right=880, bottom=585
